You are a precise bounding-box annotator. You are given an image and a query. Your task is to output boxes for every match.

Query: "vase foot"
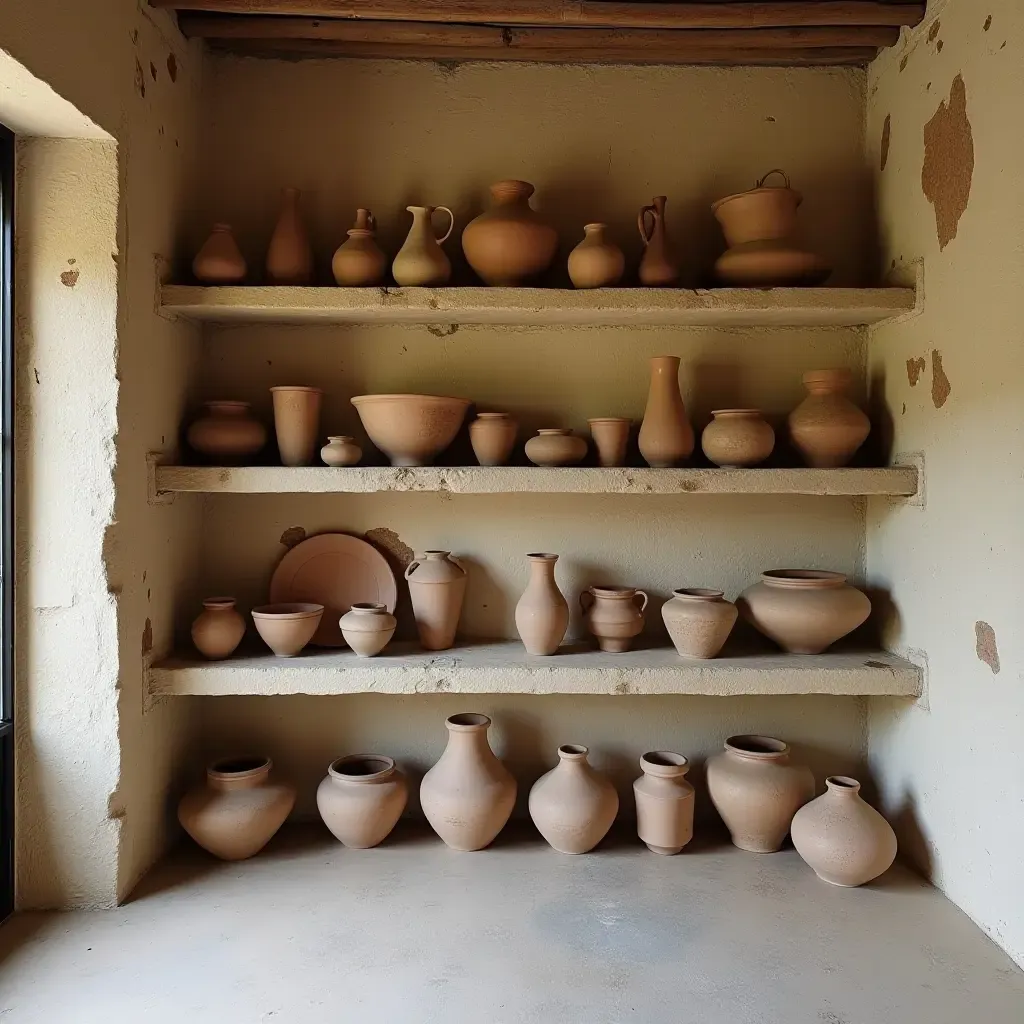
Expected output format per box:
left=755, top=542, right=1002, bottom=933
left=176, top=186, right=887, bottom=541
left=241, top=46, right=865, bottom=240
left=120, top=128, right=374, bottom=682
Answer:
left=645, top=843, right=682, bottom=856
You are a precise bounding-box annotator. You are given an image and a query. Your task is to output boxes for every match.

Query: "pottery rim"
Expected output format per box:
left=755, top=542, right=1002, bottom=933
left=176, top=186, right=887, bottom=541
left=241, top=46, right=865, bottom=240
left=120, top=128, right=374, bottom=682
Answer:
left=326, top=435, right=355, bottom=444
left=526, top=552, right=559, bottom=563
left=474, top=412, right=512, bottom=420
left=710, top=408, right=765, bottom=418
left=723, top=735, right=790, bottom=760
left=803, top=368, right=852, bottom=390
left=825, top=775, right=861, bottom=794
left=711, top=178, right=803, bottom=213
left=587, top=416, right=631, bottom=425
left=759, top=569, right=847, bottom=589
left=640, top=751, right=690, bottom=777
left=202, top=596, right=238, bottom=610
left=586, top=585, right=639, bottom=600
left=270, top=386, right=323, bottom=395
left=205, top=400, right=251, bottom=413
left=557, top=744, right=589, bottom=760
left=207, top=755, right=271, bottom=785
left=672, top=587, right=725, bottom=601
left=342, top=602, right=390, bottom=630
left=252, top=602, right=324, bottom=620
left=490, top=179, right=534, bottom=201
left=350, top=393, right=471, bottom=407
left=328, top=754, right=397, bottom=783
left=535, top=428, right=572, bottom=435
left=445, top=712, right=491, bottom=732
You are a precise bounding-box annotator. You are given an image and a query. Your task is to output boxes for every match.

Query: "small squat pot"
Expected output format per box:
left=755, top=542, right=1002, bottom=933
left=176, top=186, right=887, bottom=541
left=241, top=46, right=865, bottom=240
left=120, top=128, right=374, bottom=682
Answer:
left=525, top=429, right=587, bottom=468
left=251, top=602, right=324, bottom=657
left=568, top=223, right=625, bottom=288
left=193, top=223, right=246, bottom=284
left=191, top=597, right=246, bottom=660
left=633, top=751, right=695, bottom=855
left=701, top=409, right=775, bottom=468
left=580, top=585, right=648, bottom=653
left=661, top=588, right=738, bottom=660
left=339, top=602, right=396, bottom=658
left=316, top=754, right=408, bottom=849
left=587, top=418, right=630, bottom=467
left=332, top=208, right=387, bottom=287
left=187, top=401, right=267, bottom=462
left=321, top=435, right=362, bottom=467
left=271, top=386, right=323, bottom=467
left=469, top=413, right=518, bottom=467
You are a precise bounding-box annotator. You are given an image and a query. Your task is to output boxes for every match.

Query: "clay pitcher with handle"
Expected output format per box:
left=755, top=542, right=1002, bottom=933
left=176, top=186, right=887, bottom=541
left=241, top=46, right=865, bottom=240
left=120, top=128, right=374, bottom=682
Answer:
left=637, top=196, right=679, bottom=286
left=392, top=205, right=454, bottom=286
left=404, top=550, right=467, bottom=651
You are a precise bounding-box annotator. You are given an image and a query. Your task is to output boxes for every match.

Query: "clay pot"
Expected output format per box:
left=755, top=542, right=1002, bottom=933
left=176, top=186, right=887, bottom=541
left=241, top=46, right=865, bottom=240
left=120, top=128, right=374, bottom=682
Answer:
left=332, top=208, right=387, bottom=286
left=637, top=196, right=679, bottom=286
left=791, top=776, right=898, bottom=887
left=528, top=744, right=619, bottom=854
left=788, top=369, right=870, bottom=468
left=351, top=394, right=471, bottom=467
left=568, top=223, right=625, bottom=288
left=633, top=751, right=695, bottom=855
left=706, top=735, right=814, bottom=853
left=320, top=435, right=362, bottom=467
left=404, top=551, right=467, bottom=651
left=580, top=585, right=648, bottom=654
left=462, top=180, right=558, bottom=286
left=193, top=223, right=246, bottom=284
left=661, top=588, right=738, bottom=659
left=270, top=386, right=322, bottom=467
left=524, top=429, right=587, bottom=468
left=738, top=569, right=871, bottom=655
left=469, top=413, right=517, bottom=467
left=178, top=756, right=295, bottom=861
left=420, top=712, right=517, bottom=851
left=251, top=602, right=324, bottom=657
left=339, top=602, right=397, bottom=658
left=587, top=418, right=630, bottom=467
left=701, top=409, right=775, bottom=468
left=187, top=400, right=267, bottom=462
left=191, top=597, right=246, bottom=660
left=515, top=553, right=569, bottom=656
left=638, top=355, right=693, bottom=467
left=392, top=205, right=454, bottom=287
left=266, top=187, right=313, bottom=285
left=316, top=754, right=408, bottom=849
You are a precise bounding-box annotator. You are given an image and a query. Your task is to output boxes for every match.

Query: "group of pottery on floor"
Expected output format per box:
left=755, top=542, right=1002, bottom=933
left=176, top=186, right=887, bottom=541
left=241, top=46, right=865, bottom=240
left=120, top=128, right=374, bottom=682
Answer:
left=178, top=722, right=897, bottom=890
left=191, top=170, right=829, bottom=290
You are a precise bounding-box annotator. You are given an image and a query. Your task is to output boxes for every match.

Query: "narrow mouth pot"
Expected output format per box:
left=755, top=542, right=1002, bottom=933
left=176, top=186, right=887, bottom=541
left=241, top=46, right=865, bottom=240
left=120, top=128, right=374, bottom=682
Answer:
left=327, top=436, right=354, bottom=443
left=588, top=586, right=636, bottom=599
left=490, top=179, right=534, bottom=198
left=446, top=712, right=491, bottom=731
left=587, top=417, right=630, bottom=426
left=760, top=569, right=847, bottom=588
left=640, top=751, right=690, bottom=776
left=725, top=735, right=789, bottom=759
left=803, top=368, right=851, bottom=386
left=558, top=744, right=589, bottom=759
left=351, top=394, right=471, bottom=407
left=202, top=596, right=237, bottom=609
left=329, top=754, right=396, bottom=781
left=526, top=552, right=559, bottom=563
left=208, top=756, right=271, bottom=780
left=826, top=775, right=861, bottom=793
left=349, top=602, right=386, bottom=613
left=711, top=409, right=763, bottom=418
left=421, top=550, right=451, bottom=559
left=270, top=386, right=323, bottom=394
left=583, top=222, right=607, bottom=232
left=673, top=588, right=724, bottom=601
left=252, top=602, right=324, bottom=619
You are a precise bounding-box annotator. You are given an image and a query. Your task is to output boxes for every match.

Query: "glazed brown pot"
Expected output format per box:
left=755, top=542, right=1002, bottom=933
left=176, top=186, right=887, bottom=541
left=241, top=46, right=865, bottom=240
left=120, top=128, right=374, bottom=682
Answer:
left=515, top=553, right=569, bottom=656
left=525, top=429, right=587, bottom=467
left=191, top=597, right=246, bottom=660
left=661, top=588, right=738, bottom=659
left=580, top=585, right=648, bottom=653
left=568, top=223, right=625, bottom=288
left=332, top=208, right=387, bottom=287
left=788, top=369, right=871, bottom=468
left=701, top=409, right=775, bottom=468
left=271, top=386, right=323, bottom=467
left=316, top=754, right=408, bottom=849
left=469, top=413, right=517, bottom=466
left=633, top=751, right=695, bottom=855
left=251, top=602, right=324, bottom=657
left=638, top=355, right=693, bottom=467
left=266, top=187, right=313, bottom=285
left=404, top=551, right=467, bottom=651
left=193, top=224, right=247, bottom=284
left=187, top=401, right=267, bottom=462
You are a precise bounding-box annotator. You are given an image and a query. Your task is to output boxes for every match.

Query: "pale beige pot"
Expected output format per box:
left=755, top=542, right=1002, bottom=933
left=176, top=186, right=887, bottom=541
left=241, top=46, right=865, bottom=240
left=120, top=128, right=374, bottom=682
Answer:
left=392, top=205, right=454, bottom=287
left=525, top=428, right=587, bottom=467
left=791, top=776, right=898, bottom=887
left=462, top=180, right=558, bottom=286
left=788, top=369, right=871, bottom=468
left=580, top=585, right=648, bottom=654
left=587, top=418, right=630, bottom=467
left=738, top=569, right=871, bottom=655
left=193, top=223, right=247, bottom=284
left=515, top=553, right=569, bottom=656
left=662, top=588, right=738, bottom=659
left=320, top=435, right=362, bottom=467
left=706, top=735, right=814, bottom=853
left=187, top=401, right=267, bottom=462
left=404, top=551, right=467, bottom=651
left=469, top=413, right=517, bottom=467
left=351, top=394, right=470, bottom=467
left=420, top=713, right=517, bottom=851
left=568, top=223, right=625, bottom=288
left=266, top=187, right=313, bottom=285
left=633, top=751, right=695, bottom=855
left=251, top=602, right=324, bottom=657
left=178, top=756, right=295, bottom=861
left=332, top=208, right=387, bottom=286
left=191, top=597, right=246, bottom=660
left=339, top=602, right=397, bottom=658
left=637, top=196, right=679, bottom=286
left=316, top=754, right=408, bottom=849
left=701, top=409, right=775, bottom=468
left=638, top=355, right=693, bottom=467
left=271, top=386, right=323, bottom=467
left=528, top=745, right=619, bottom=855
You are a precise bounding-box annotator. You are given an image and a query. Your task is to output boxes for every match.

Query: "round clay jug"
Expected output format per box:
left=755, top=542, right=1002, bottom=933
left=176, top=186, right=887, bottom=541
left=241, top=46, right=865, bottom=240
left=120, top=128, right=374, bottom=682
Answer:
left=266, top=187, right=313, bottom=285
left=332, top=208, right=387, bottom=286
left=701, top=409, right=775, bottom=468
left=193, top=223, right=247, bottom=284
left=339, top=602, right=397, bottom=658
left=633, top=751, right=695, bottom=855
left=405, top=551, right=467, bottom=651
left=738, top=569, right=871, bottom=655
left=462, top=180, right=558, bottom=286
left=638, top=355, right=693, bottom=467
left=316, top=754, right=408, bottom=849
left=568, top=223, right=625, bottom=288
left=178, top=756, right=295, bottom=861
left=187, top=400, right=267, bottom=462
left=528, top=744, right=619, bottom=855
left=270, top=386, right=322, bottom=467
left=661, top=588, right=738, bottom=660
left=191, top=597, right=246, bottom=660
left=525, top=429, right=587, bottom=467
left=469, top=413, right=517, bottom=466
left=580, top=585, right=648, bottom=653
left=706, top=735, right=814, bottom=853
left=320, top=435, right=362, bottom=467
left=515, top=553, right=569, bottom=656
left=420, top=713, right=517, bottom=851
left=637, top=196, right=679, bottom=286
left=791, top=776, right=897, bottom=887
left=788, top=369, right=871, bottom=468
left=587, top=417, right=630, bottom=467
left=392, top=205, right=454, bottom=287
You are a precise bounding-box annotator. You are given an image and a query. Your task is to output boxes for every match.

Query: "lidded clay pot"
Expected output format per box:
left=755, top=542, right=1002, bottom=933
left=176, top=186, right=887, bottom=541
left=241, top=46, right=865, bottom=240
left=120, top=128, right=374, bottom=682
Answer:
left=266, top=187, right=313, bottom=285
left=187, top=400, right=267, bottom=462
left=316, top=754, right=408, bottom=849
left=738, top=569, right=871, bottom=655
left=637, top=196, right=679, bottom=286
left=706, top=735, right=814, bottom=853
left=392, top=205, right=455, bottom=287
left=701, top=409, right=775, bottom=468
left=193, top=223, right=247, bottom=284
left=332, top=208, right=387, bottom=286
left=587, top=418, right=630, bottom=468
left=339, top=603, right=397, bottom=658
left=469, top=413, right=518, bottom=467
left=661, top=588, right=738, bottom=660
left=320, top=435, right=362, bottom=467
left=271, top=386, right=323, bottom=467
left=191, top=597, right=246, bottom=660
left=633, top=751, right=695, bottom=855
left=580, top=585, right=648, bottom=654
left=404, top=551, right=467, bottom=651
left=515, top=553, right=569, bottom=656
left=788, top=369, right=870, bottom=468
left=567, top=223, right=625, bottom=289
left=251, top=602, right=324, bottom=657
left=638, top=355, right=693, bottom=467
left=524, top=429, right=587, bottom=467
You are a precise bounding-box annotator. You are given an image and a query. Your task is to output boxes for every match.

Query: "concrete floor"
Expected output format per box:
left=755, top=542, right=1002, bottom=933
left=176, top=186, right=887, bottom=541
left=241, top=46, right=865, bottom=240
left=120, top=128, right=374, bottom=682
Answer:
left=1, top=826, right=1022, bottom=1023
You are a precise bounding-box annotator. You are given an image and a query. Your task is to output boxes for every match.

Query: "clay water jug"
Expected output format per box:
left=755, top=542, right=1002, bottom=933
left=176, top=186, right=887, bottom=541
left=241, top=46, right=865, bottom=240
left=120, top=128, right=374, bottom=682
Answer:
left=320, top=435, right=362, bottom=467
left=788, top=369, right=870, bottom=468
left=528, top=744, right=619, bottom=855
left=567, top=223, right=625, bottom=288
left=332, top=208, right=387, bottom=286
left=392, top=205, right=454, bottom=287
left=191, top=597, right=246, bottom=660
left=266, top=187, right=313, bottom=285
left=339, top=603, right=397, bottom=658
left=187, top=400, right=267, bottom=462
left=316, top=754, right=408, bottom=849
left=637, top=196, right=679, bottom=286
left=270, top=386, right=322, bottom=466
left=193, top=223, right=247, bottom=284
left=701, top=409, right=775, bottom=468
left=661, top=588, right=738, bottom=660
left=633, top=751, right=695, bottom=855
left=587, top=417, right=630, bottom=467
left=580, top=585, right=648, bottom=653
left=420, top=713, right=517, bottom=851
left=515, top=553, right=569, bottom=656
left=404, top=551, right=467, bottom=651
left=638, top=355, right=693, bottom=467
left=469, top=413, right=517, bottom=466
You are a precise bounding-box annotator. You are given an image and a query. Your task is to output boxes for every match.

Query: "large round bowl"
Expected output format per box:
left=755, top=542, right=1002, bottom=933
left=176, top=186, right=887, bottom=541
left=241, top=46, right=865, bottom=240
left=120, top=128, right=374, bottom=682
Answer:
left=350, top=394, right=471, bottom=466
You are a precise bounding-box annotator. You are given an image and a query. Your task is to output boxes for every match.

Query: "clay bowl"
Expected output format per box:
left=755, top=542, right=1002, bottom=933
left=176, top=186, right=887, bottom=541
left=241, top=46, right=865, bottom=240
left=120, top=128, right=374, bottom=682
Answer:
left=350, top=394, right=471, bottom=466
left=252, top=603, right=324, bottom=657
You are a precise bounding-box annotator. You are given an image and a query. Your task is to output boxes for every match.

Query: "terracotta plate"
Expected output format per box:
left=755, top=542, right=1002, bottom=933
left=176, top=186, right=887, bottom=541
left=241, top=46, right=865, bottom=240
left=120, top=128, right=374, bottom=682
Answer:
left=269, top=533, right=397, bottom=647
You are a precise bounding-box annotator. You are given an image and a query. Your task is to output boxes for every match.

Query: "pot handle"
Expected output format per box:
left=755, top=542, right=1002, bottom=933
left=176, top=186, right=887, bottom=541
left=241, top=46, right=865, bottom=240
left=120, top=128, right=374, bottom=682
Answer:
left=756, top=169, right=790, bottom=189
left=434, top=206, right=455, bottom=244
left=634, top=590, right=649, bottom=614
left=638, top=204, right=656, bottom=246
left=403, top=560, right=420, bottom=580
left=579, top=590, right=595, bottom=615
left=449, top=554, right=468, bottom=577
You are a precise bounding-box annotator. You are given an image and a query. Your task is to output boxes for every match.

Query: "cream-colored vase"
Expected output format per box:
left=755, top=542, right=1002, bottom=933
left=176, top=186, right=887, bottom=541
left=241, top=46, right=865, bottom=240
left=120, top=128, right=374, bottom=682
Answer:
left=392, top=205, right=454, bottom=287
left=587, top=417, right=630, bottom=467
left=178, top=757, right=295, bottom=861
left=187, top=400, right=267, bottom=462
left=637, top=196, right=679, bottom=286
left=791, top=776, right=898, bottom=887
left=788, top=369, right=870, bottom=468
left=515, top=553, right=569, bottom=656
left=420, top=713, right=517, bottom=851
left=524, top=429, right=588, bottom=467
left=528, top=744, right=619, bottom=855
left=332, top=208, right=387, bottom=286
left=661, top=588, right=738, bottom=659
left=638, top=355, right=693, bottom=467
left=191, top=597, right=246, bottom=660
left=316, top=754, right=408, bottom=849
left=580, top=585, right=648, bottom=653
left=568, top=223, right=625, bottom=288
left=701, top=409, right=775, bottom=468
left=706, top=735, right=814, bottom=853
left=405, top=551, right=467, bottom=651
left=633, top=751, right=695, bottom=855
left=266, top=187, right=313, bottom=285
left=193, top=223, right=247, bottom=284
left=469, top=413, right=517, bottom=467
left=270, top=386, right=322, bottom=467
left=339, top=603, right=397, bottom=658
left=320, top=435, right=362, bottom=467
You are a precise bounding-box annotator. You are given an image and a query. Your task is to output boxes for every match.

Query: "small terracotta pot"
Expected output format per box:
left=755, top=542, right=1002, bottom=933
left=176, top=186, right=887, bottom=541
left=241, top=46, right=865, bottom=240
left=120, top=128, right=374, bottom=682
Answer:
left=392, top=205, right=454, bottom=287
left=187, top=401, right=267, bottom=462
left=469, top=413, right=517, bottom=467
left=525, top=429, right=587, bottom=467
left=404, top=551, right=467, bottom=651
left=661, top=588, right=738, bottom=659
left=193, top=224, right=246, bottom=284
left=339, top=602, right=396, bottom=658
left=587, top=418, right=630, bottom=467
left=191, top=597, right=246, bottom=660
left=251, top=602, right=324, bottom=657
left=320, top=435, right=362, bottom=467
left=515, top=553, right=569, bottom=656
left=701, top=409, right=775, bottom=468
left=351, top=394, right=470, bottom=467
left=637, top=196, right=679, bottom=286
left=580, top=585, right=648, bottom=653
left=633, top=751, right=695, bottom=855
left=316, top=754, right=408, bottom=849
left=568, top=223, right=625, bottom=288
left=638, top=355, right=693, bottom=467
left=788, top=369, right=870, bottom=468
left=266, top=187, right=313, bottom=285
left=271, top=386, right=323, bottom=467
left=332, top=208, right=387, bottom=287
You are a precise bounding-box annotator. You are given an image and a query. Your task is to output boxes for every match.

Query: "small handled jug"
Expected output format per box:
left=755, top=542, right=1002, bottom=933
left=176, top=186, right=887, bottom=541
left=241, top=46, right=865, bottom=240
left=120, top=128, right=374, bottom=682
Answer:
left=580, top=585, right=649, bottom=654
left=392, top=205, right=455, bottom=287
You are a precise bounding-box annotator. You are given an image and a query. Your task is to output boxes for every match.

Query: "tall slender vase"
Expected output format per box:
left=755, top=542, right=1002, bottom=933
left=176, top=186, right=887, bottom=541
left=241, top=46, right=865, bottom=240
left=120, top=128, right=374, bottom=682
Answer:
left=638, top=355, right=693, bottom=467
left=515, top=553, right=569, bottom=656
left=270, top=386, right=322, bottom=466
left=404, top=550, right=467, bottom=651
left=266, top=187, right=313, bottom=285
left=637, top=196, right=679, bottom=286
left=392, top=205, right=454, bottom=287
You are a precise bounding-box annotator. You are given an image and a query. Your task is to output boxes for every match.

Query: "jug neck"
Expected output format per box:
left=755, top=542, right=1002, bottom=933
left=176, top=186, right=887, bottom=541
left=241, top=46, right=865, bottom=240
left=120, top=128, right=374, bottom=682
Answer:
left=723, top=735, right=790, bottom=764
left=207, top=756, right=271, bottom=792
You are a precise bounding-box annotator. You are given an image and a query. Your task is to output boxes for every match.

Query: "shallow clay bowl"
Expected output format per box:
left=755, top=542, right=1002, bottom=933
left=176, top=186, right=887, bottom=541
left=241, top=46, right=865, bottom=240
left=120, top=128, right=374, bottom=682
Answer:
left=350, top=394, right=471, bottom=466
left=252, top=602, right=324, bottom=657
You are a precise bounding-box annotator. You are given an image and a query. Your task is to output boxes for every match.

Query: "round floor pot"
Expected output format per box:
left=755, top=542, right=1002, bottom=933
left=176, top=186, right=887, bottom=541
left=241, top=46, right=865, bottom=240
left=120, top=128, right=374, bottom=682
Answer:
left=788, top=369, right=870, bottom=468
left=178, top=756, right=295, bottom=861
left=633, top=751, right=695, bottom=855
left=252, top=602, right=324, bottom=657
left=316, top=754, right=408, bottom=849
left=339, top=602, right=396, bottom=657
left=661, top=588, right=738, bottom=660
left=701, top=409, right=775, bottom=468
left=405, top=551, right=467, bottom=651
left=191, top=597, right=246, bottom=660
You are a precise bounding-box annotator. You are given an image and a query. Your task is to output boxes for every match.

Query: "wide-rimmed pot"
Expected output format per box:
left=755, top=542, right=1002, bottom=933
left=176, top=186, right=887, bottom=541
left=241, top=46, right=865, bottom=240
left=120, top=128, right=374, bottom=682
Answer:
left=661, top=588, right=738, bottom=659
left=251, top=602, right=324, bottom=656
left=788, top=369, right=870, bottom=468
left=351, top=393, right=470, bottom=466
left=316, top=754, right=408, bottom=848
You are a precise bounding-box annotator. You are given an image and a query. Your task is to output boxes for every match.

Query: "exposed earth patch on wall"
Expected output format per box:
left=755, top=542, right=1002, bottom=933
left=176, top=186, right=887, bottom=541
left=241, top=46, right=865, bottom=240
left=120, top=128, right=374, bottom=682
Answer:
left=930, top=350, right=950, bottom=408
left=922, top=75, right=975, bottom=251
left=279, top=526, right=306, bottom=549
left=906, top=356, right=926, bottom=386
left=974, top=621, right=1000, bottom=674
left=881, top=114, right=891, bottom=171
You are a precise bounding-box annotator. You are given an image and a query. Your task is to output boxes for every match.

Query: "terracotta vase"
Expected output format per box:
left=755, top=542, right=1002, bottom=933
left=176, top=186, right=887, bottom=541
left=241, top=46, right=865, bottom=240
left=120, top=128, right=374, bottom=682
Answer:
left=587, top=418, right=630, bottom=467
left=524, top=429, right=587, bottom=468
left=193, top=223, right=247, bottom=284
left=404, top=551, right=467, bottom=651
left=738, top=569, right=871, bottom=655
left=638, top=355, right=693, bottom=467
left=391, top=205, right=454, bottom=287
left=266, top=187, right=313, bottom=285
left=701, top=409, right=775, bottom=468
left=187, top=400, right=267, bottom=462
left=662, top=588, right=738, bottom=659
left=271, top=386, right=323, bottom=467
left=251, top=602, right=324, bottom=657
left=320, top=435, right=362, bottom=467
left=420, top=712, right=517, bottom=851
left=178, top=756, right=295, bottom=861
left=332, top=208, right=387, bottom=286
left=788, top=369, right=870, bottom=468
left=580, top=585, right=648, bottom=654
left=567, top=223, right=625, bottom=288
left=316, top=754, right=408, bottom=849
left=191, top=597, right=246, bottom=660
left=637, top=196, right=679, bottom=286
left=706, top=735, right=814, bottom=853
left=528, top=745, right=619, bottom=855
left=462, top=180, right=558, bottom=286
left=633, top=751, right=695, bottom=855
left=469, top=413, right=517, bottom=467
left=515, top=553, right=570, bottom=655
left=339, top=602, right=396, bottom=658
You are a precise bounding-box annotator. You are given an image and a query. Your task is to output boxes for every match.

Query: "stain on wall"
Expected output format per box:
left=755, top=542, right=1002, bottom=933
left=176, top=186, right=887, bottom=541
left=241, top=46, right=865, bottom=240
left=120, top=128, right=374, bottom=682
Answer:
left=166, top=52, right=178, bottom=83
left=930, top=350, right=951, bottom=408
left=279, top=525, right=306, bottom=549
left=60, top=257, right=79, bottom=288
left=975, top=621, right=1000, bottom=674
left=364, top=526, right=414, bottom=569
left=906, top=356, right=926, bottom=386
left=928, top=21, right=942, bottom=42
left=134, top=57, right=146, bottom=100
left=984, top=15, right=993, bottom=31
left=881, top=114, right=891, bottom=171
left=922, top=75, right=975, bottom=251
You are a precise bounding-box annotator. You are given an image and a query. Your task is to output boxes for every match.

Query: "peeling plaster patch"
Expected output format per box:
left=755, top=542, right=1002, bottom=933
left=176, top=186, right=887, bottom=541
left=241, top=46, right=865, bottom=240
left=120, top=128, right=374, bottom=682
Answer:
left=765, top=115, right=776, bottom=122
left=906, top=356, right=926, bottom=386
left=902, top=402, right=906, bottom=415
left=880, top=115, right=891, bottom=171
left=60, top=267, right=79, bottom=288
left=149, top=61, right=158, bottom=81
left=936, top=40, right=944, bottom=53
left=614, top=680, right=632, bottom=695
left=927, top=21, right=941, bottom=42
left=279, top=526, right=306, bottom=549
left=427, top=323, right=458, bottom=338
left=899, top=55, right=909, bottom=72
left=984, top=15, right=992, bottom=31
left=930, top=350, right=951, bottom=408
left=33, top=367, right=39, bottom=385
left=134, top=57, right=146, bottom=99
left=975, top=621, right=1000, bottom=674
left=922, top=75, right=974, bottom=251
left=167, top=53, right=178, bottom=82
left=365, top=527, right=414, bottom=568
left=141, top=618, right=153, bottom=658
